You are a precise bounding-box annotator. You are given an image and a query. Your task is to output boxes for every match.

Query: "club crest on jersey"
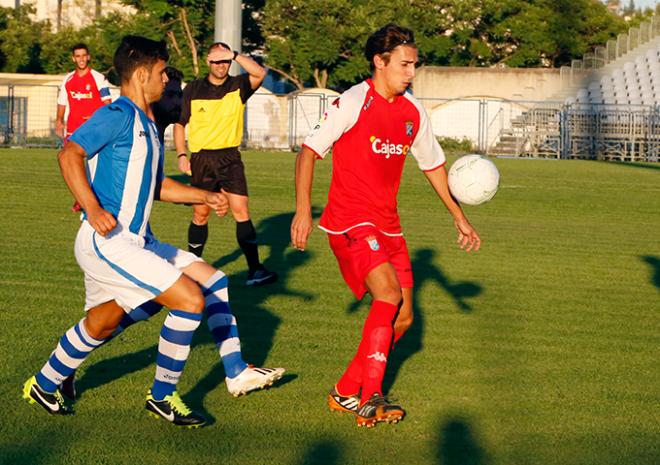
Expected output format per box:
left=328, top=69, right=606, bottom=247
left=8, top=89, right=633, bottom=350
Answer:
left=85, top=84, right=91, bottom=91
left=365, top=235, right=380, bottom=251
left=405, top=120, right=414, bottom=137
left=363, top=96, right=373, bottom=111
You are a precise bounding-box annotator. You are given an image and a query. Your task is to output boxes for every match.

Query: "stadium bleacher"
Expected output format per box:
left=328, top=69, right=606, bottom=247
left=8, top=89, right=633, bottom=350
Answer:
left=496, top=17, right=660, bottom=162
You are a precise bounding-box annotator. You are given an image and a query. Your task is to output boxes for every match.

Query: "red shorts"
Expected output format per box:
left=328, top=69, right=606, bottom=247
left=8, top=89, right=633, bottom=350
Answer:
left=327, top=225, right=413, bottom=299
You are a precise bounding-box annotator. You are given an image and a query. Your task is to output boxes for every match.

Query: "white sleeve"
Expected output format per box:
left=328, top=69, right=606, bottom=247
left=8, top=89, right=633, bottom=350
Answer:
left=57, top=74, right=70, bottom=106
left=92, top=70, right=112, bottom=101
left=408, top=96, right=445, bottom=171
left=302, top=83, right=367, bottom=158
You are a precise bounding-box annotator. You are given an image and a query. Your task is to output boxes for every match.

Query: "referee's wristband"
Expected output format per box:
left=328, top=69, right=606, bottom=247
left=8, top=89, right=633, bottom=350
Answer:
left=177, top=153, right=187, bottom=158
left=233, top=50, right=239, bottom=60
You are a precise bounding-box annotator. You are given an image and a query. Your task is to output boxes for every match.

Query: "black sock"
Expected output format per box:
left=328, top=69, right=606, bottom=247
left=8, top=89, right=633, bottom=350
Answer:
left=188, top=222, right=208, bottom=257
left=236, top=219, right=260, bottom=271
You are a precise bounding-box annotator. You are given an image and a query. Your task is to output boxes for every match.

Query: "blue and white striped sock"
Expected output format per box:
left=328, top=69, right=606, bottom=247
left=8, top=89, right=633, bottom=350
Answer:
left=111, top=301, right=163, bottom=338
left=202, top=272, right=248, bottom=378
left=151, top=309, right=202, bottom=400
left=36, top=318, right=105, bottom=393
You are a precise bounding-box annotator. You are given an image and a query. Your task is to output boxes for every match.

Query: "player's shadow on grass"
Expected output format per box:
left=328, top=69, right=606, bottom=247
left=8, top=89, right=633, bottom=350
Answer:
left=186, top=210, right=321, bottom=408
left=346, top=248, right=482, bottom=393
left=75, top=344, right=157, bottom=398
left=0, top=431, right=67, bottom=465
left=593, top=160, right=660, bottom=171
left=296, top=438, right=345, bottom=465
left=434, top=415, right=490, bottom=465
left=211, top=206, right=323, bottom=275
left=641, top=255, right=660, bottom=290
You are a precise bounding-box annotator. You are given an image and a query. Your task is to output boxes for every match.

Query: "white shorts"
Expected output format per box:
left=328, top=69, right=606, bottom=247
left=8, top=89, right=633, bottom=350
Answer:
left=74, top=221, right=203, bottom=311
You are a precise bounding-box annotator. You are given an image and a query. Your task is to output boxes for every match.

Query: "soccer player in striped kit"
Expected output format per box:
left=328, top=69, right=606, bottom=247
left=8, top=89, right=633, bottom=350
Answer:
left=291, top=24, right=481, bottom=427
left=23, top=36, right=283, bottom=428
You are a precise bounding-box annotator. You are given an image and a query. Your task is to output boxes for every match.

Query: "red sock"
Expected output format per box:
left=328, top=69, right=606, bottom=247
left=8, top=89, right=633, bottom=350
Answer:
left=335, top=349, right=363, bottom=396
left=336, top=300, right=398, bottom=398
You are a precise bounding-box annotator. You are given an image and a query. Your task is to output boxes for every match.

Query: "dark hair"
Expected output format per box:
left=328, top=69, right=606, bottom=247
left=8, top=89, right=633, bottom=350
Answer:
left=364, top=24, right=415, bottom=71
left=208, top=41, right=231, bottom=53
left=71, top=43, right=89, bottom=54
left=165, top=66, right=183, bottom=82
left=113, top=36, right=169, bottom=83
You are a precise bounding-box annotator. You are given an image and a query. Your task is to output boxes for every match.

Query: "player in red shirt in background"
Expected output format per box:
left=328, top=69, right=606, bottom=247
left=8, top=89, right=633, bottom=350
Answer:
left=56, top=43, right=111, bottom=212
left=291, top=24, right=481, bottom=428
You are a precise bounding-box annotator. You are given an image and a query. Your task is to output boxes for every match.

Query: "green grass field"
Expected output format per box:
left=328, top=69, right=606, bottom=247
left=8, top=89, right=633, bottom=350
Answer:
left=1, top=148, right=658, bottom=465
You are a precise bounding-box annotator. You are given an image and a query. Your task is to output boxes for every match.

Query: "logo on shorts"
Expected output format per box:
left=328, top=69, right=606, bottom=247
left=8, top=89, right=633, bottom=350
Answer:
left=365, top=235, right=380, bottom=251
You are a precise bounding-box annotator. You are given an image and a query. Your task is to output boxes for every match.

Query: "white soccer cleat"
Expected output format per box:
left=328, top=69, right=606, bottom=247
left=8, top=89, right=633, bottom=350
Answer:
left=225, top=365, right=285, bottom=397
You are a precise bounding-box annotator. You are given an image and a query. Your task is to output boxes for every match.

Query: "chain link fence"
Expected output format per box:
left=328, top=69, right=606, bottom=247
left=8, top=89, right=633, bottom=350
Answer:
left=1, top=83, right=658, bottom=162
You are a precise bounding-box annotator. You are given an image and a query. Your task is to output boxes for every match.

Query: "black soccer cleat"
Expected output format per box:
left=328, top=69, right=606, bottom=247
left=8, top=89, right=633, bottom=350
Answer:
left=145, top=390, right=206, bottom=428
left=355, top=393, right=405, bottom=427
left=22, top=376, right=73, bottom=415
left=246, top=266, right=278, bottom=286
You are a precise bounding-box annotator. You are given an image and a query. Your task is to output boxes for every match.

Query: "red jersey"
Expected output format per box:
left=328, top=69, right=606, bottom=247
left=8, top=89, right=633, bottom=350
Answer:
left=303, top=79, right=445, bottom=236
left=57, top=69, right=111, bottom=137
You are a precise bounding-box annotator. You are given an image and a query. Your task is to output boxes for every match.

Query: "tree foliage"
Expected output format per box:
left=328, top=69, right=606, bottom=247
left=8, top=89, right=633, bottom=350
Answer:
left=0, top=5, right=50, bottom=73
left=0, top=0, right=653, bottom=92
left=263, top=0, right=635, bottom=90
left=41, top=1, right=216, bottom=82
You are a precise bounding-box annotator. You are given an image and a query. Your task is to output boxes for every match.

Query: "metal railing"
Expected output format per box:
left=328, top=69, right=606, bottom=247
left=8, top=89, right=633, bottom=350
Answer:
left=1, top=83, right=658, bottom=162
left=487, top=101, right=660, bottom=161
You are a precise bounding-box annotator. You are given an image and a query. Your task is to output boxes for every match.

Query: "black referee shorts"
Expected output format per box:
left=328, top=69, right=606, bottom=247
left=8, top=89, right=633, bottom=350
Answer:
left=190, top=148, right=248, bottom=196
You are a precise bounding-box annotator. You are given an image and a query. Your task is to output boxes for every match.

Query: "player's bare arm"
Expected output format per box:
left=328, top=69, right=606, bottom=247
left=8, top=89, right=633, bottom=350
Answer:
left=173, top=123, right=191, bottom=174
left=55, top=104, right=66, bottom=139
left=424, top=166, right=481, bottom=252
left=57, top=141, right=116, bottom=235
left=291, top=146, right=317, bottom=251
left=159, top=177, right=228, bottom=217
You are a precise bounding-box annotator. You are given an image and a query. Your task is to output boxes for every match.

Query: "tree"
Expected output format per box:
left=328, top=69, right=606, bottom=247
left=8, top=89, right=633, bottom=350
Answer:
left=624, top=0, right=636, bottom=15
left=0, top=5, right=50, bottom=73
left=262, top=0, right=634, bottom=88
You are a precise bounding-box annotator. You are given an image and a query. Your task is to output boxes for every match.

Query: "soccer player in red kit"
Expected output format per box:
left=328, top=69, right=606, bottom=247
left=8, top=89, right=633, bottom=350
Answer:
left=56, top=43, right=112, bottom=140
left=56, top=43, right=112, bottom=212
left=291, top=24, right=481, bottom=428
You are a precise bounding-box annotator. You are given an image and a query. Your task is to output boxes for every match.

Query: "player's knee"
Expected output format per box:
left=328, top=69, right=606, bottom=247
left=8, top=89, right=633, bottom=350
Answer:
left=179, top=288, right=205, bottom=314
left=87, top=323, right=119, bottom=340
left=192, top=212, right=210, bottom=224
left=231, top=208, right=250, bottom=222
left=85, top=317, right=121, bottom=341
left=378, top=286, right=402, bottom=307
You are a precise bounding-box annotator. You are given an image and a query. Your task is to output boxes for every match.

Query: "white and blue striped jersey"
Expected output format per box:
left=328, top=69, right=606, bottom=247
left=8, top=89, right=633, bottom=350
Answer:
left=70, top=96, right=164, bottom=238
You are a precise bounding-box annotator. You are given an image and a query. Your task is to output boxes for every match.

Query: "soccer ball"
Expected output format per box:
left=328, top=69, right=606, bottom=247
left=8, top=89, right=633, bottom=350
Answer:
left=448, top=154, right=500, bottom=206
